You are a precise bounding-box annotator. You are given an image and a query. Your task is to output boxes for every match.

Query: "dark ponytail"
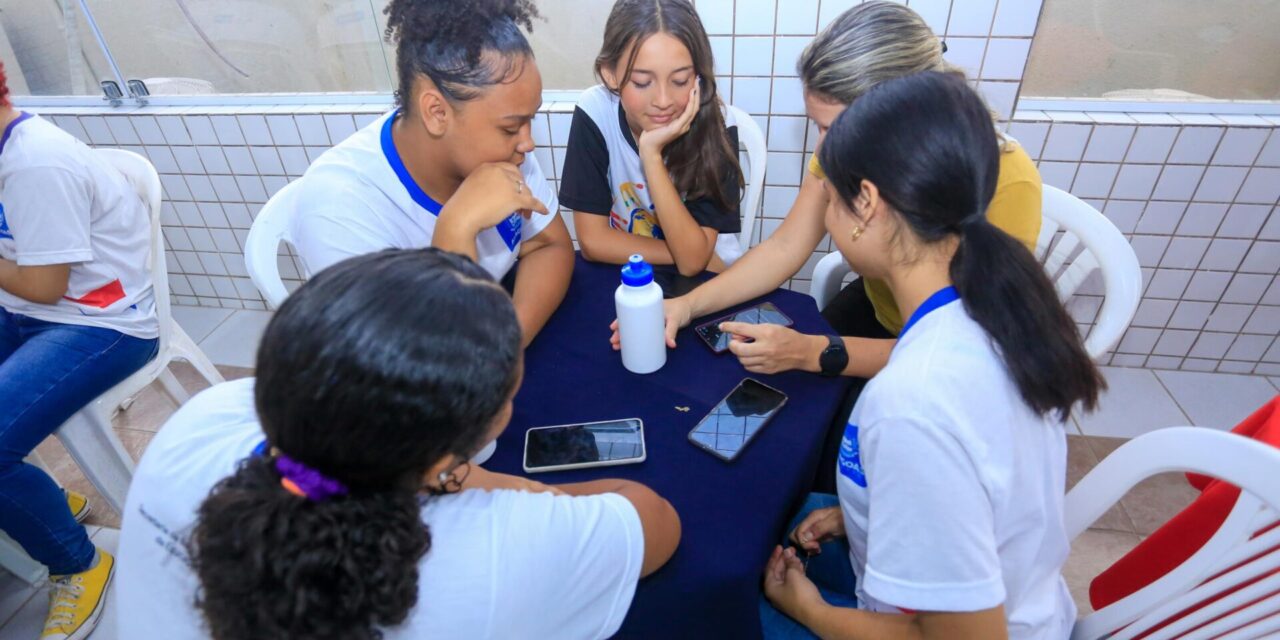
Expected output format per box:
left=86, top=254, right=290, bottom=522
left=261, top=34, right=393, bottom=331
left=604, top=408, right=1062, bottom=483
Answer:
left=384, top=0, right=541, bottom=108
left=189, top=249, right=523, bottom=640
left=819, top=72, right=1103, bottom=420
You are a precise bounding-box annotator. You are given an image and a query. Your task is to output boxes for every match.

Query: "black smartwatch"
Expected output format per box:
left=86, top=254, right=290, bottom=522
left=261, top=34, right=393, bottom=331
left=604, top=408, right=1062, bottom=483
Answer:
left=818, top=334, right=848, bottom=377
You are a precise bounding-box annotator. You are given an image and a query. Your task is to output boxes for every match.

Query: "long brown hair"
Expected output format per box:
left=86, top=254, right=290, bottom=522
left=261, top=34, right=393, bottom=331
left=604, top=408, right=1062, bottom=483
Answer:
left=595, top=0, right=743, bottom=212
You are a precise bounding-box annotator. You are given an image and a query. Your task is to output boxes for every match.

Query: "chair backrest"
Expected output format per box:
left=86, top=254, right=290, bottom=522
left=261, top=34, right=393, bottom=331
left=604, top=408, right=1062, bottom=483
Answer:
left=1036, top=185, right=1142, bottom=359
left=727, top=104, right=766, bottom=258
left=94, top=148, right=171, bottom=354
left=1066, top=427, right=1280, bottom=640
left=244, top=179, right=304, bottom=309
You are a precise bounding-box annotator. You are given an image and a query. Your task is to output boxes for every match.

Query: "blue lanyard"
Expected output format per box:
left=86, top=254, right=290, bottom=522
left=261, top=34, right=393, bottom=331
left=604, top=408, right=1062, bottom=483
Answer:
left=0, top=112, right=32, bottom=157
left=379, top=111, right=522, bottom=251
left=898, top=286, right=960, bottom=339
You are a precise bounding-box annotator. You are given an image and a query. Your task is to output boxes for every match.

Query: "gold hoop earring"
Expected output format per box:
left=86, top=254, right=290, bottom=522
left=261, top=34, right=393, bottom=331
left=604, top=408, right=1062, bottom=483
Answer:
left=850, top=226, right=865, bottom=242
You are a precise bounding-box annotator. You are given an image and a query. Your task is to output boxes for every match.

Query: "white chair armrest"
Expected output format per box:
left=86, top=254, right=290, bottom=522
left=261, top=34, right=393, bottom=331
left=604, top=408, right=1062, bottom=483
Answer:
left=809, top=251, right=854, bottom=310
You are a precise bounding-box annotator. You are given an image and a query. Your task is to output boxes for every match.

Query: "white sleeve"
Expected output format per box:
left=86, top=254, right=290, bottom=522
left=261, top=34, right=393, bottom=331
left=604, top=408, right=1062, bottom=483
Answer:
left=494, top=491, right=645, bottom=638
left=520, top=154, right=559, bottom=240
left=5, top=166, right=94, bottom=266
left=289, top=189, right=398, bottom=277
left=860, top=418, right=1006, bottom=612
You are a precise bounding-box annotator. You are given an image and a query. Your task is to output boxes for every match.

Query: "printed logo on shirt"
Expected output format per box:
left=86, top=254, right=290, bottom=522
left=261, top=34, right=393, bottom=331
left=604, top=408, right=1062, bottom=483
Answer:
left=838, top=423, right=867, bottom=488
left=0, top=203, right=11, bottom=240
left=64, top=279, right=127, bottom=309
left=611, top=182, right=663, bottom=240
left=496, top=212, right=523, bottom=251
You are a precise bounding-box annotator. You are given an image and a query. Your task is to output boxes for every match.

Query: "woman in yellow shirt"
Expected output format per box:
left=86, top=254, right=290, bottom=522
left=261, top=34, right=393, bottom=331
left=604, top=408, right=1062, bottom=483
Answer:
left=608, top=1, right=1043, bottom=491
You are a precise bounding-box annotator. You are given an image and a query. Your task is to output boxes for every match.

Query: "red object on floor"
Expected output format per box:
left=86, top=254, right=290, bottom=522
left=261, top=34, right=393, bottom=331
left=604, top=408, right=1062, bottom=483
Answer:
left=1087, top=396, right=1280, bottom=634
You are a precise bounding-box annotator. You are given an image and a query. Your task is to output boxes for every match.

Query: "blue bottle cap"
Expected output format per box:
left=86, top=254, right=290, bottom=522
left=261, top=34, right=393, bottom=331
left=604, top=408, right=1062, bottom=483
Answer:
left=620, top=254, right=654, bottom=287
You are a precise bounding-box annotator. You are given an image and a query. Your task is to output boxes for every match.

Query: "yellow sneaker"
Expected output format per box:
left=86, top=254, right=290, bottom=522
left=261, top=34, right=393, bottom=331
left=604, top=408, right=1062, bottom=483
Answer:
left=64, top=490, right=91, bottom=524
left=41, top=549, right=114, bottom=640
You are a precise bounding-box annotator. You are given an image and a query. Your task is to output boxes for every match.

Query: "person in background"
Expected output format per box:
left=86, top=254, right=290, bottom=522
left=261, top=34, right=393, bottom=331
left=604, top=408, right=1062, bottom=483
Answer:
left=285, top=0, right=573, bottom=347
left=0, top=59, right=159, bottom=640
left=561, top=0, right=745, bottom=276
left=614, top=1, right=1044, bottom=491
left=116, top=248, right=681, bottom=640
left=759, top=71, right=1101, bottom=640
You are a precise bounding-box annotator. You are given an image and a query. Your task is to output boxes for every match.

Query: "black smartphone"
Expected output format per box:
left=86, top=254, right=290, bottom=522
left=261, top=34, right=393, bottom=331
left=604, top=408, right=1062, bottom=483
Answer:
left=693, top=302, right=794, bottom=353
left=687, top=379, right=788, bottom=462
left=523, top=418, right=646, bottom=473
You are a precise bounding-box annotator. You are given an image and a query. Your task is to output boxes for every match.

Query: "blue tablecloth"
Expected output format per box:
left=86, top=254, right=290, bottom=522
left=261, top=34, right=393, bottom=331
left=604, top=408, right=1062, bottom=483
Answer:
left=487, top=256, right=852, bottom=639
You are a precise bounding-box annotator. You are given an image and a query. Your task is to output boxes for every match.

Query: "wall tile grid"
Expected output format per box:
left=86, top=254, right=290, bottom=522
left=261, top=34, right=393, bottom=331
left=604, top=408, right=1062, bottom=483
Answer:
left=30, top=0, right=1040, bottom=310
left=1010, top=111, right=1280, bottom=375
left=39, top=1, right=1280, bottom=374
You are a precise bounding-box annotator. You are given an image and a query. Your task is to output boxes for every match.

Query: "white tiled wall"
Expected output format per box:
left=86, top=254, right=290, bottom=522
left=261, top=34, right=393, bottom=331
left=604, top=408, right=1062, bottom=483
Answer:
left=1011, top=111, right=1280, bottom=376
left=21, top=0, right=1280, bottom=374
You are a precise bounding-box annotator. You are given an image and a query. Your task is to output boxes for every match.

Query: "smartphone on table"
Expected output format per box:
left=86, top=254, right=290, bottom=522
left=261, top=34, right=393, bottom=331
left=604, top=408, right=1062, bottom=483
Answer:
left=688, top=379, right=788, bottom=462
left=693, top=302, right=794, bottom=353
left=523, top=418, right=646, bottom=473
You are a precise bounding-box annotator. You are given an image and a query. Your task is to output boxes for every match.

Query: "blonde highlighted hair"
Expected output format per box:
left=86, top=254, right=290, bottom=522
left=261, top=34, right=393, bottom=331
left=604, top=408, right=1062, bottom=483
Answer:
left=799, top=1, right=1009, bottom=148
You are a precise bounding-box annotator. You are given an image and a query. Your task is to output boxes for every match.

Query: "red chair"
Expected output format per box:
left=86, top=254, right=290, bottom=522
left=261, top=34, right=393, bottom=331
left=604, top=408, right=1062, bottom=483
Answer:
left=1066, top=398, right=1280, bottom=639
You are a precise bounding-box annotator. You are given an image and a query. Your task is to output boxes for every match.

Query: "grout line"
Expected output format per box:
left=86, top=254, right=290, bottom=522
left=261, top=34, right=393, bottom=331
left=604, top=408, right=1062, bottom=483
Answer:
left=193, top=307, right=241, bottom=348
left=1148, top=367, right=1196, bottom=426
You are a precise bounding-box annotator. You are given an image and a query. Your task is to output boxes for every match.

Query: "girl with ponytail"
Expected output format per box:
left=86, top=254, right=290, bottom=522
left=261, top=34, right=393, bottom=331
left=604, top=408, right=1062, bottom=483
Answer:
left=116, top=248, right=680, bottom=640
left=760, top=72, right=1102, bottom=639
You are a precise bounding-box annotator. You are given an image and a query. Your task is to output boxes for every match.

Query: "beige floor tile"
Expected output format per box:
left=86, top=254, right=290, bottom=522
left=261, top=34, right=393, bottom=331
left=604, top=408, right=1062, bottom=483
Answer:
left=1086, top=437, right=1200, bottom=536
left=1067, top=436, right=1136, bottom=533
left=1063, top=529, right=1144, bottom=616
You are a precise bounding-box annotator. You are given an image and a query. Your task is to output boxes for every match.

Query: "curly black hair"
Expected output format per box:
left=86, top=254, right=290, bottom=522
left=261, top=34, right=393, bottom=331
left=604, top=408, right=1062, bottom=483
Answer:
left=384, top=0, right=542, bottom=108
left=189, top=249, right=523, bottom=640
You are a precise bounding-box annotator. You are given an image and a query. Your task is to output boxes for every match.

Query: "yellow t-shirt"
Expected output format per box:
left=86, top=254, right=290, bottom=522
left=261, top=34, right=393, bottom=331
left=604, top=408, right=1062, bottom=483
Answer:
left=808, top=144, right=1042, bottom=334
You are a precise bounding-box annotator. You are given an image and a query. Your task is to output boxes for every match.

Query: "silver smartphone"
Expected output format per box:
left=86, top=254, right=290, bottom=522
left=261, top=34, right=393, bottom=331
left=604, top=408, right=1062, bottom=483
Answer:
left=687, top=379, right=788, bottom=462
left=523, top=418, right=647, bottom=474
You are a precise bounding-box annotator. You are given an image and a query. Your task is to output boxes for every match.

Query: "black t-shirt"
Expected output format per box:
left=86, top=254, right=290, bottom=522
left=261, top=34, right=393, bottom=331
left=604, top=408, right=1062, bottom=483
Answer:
left=558, top=85, right=742, bottom=243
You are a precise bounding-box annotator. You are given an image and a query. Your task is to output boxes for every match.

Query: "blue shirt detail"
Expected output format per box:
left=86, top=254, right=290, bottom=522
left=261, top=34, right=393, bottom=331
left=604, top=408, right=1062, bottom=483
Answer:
left=898, top=285, right=960, bottom=340
left=379, top=111, right=522, bottom=251
left=0, top=203, right=11, bottom=240
left=837, top=423, right=867, bottom=488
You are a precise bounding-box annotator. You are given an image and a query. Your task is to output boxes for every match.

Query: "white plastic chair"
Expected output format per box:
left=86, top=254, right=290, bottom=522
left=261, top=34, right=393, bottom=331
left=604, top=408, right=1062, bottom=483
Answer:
left=808, top=185, right=1142, bottom=359
left=1066, top=427, right=1280, bottom=639
left=724, top=104, right=766, bottom=263
left=0, top=149, right=224, bottom=585
left=244, top=179, right=304, bottom=309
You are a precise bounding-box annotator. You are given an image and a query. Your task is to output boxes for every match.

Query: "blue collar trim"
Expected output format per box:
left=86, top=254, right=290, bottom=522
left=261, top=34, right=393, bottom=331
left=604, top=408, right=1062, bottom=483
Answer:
left=0, top=112, right=33, bottom=157
left=898, top=286, right=959, bottom=339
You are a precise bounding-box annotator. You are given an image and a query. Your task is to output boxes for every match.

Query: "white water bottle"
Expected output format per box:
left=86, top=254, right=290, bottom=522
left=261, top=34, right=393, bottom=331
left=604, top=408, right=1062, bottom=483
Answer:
left=615, top=254, right=667, bottom=374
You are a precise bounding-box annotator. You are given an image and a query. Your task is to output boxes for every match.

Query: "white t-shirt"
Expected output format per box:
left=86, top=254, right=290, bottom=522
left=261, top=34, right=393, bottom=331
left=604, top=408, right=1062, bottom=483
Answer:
left=117, top=378, right=645, bottom=640
left=0, top=113, right=157, bottom=339
left=836, top=292, right=1076, bottom=639
left=558, top=84, right=743, bottom=264
left=285, top=110, right=558, bottom=281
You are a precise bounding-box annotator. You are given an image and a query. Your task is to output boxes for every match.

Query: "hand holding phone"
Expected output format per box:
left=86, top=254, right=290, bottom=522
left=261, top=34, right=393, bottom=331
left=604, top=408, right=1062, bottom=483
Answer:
left=694, top=302, right=794, bottom=353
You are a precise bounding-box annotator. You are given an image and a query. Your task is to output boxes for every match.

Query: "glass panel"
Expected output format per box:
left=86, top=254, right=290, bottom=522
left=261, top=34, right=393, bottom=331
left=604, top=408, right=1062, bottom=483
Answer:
left=0, top=1, right=114, bottom=96
left=526, top=0, right=612, bottom=91
left=82, top=0, right=393, bottom=95
left=1023, top=0, right=1280, bottom=101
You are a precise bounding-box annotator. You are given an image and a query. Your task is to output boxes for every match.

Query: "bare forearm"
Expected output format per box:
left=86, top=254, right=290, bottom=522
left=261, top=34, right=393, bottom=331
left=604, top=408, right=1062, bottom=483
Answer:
left=802, top=604, right=925, bottom=640
left=579, top=221, right=677, bottom=265
left=0, top=259, right=69, bottom=305
left=512, top=237, right=573, bottom=346
left=685, top=178, right=829, bottom=318
left=642, top=153, right=716, bottom=276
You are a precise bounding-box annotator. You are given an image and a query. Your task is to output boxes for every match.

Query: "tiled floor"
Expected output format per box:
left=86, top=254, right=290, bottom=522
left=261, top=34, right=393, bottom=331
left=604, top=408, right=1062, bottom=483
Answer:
left=0, top=308, right=1276, bottom=635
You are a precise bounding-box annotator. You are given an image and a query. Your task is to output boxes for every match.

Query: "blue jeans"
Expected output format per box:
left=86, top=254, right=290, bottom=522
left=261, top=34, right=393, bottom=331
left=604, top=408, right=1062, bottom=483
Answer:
left=0, top=310, right=157, bottom=574
left=760, top=493, right=860, bottom=639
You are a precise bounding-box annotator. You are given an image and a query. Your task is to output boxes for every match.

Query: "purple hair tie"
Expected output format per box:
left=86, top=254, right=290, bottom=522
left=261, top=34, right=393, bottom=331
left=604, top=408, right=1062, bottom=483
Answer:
left=275, top=454, right=348, bottom=502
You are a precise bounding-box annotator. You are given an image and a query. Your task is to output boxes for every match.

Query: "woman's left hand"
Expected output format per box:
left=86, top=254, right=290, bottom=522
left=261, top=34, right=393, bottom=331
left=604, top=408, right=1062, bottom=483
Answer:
left=637, top=79, right=701, bottom=158
left=763, top=545, right=825, bottom=623
left=721, top=322, right=826, bottom=375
